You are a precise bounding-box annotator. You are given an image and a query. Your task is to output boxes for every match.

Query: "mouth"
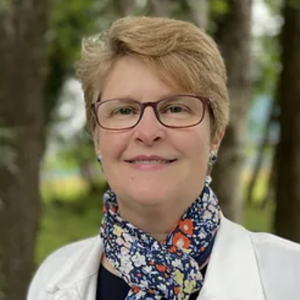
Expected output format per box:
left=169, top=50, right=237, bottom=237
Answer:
left=125, top=159, right=177, bottom=164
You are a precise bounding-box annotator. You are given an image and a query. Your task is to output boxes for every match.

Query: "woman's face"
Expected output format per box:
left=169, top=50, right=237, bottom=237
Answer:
left=95, top=56, right=221, bottom=210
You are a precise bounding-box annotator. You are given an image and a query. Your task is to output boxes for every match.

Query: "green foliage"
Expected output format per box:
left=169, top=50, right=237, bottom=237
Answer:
left=46, top=0, right=104, bottom=123
left=210, top=0, right=229, bottom=15
left=252, top=0, right=282, bottom=97
left=209, top=0, right=229, bottom=34
left=171, top=0, right=229, bottom=29
left=36, top=184, right=106, bottom=264
left=264, top=0, right=282, bottom=13
left=52, top=129, right=103, bottom=191
left=288, top=0, right=300, bottom=9
left=41, top=177, right=90, bottom=203
left=0, top=0, right=10, bottom=12
left=54, top=129, right=94, bottom=167
left=244, top=201, right=274, bottom=232
left=36, top=201, right=101, bottom=264
left=49, top=0, right=99, bottom=68
left=171, top=0, right=191, bottom=19
left=253, top=35, right=281, bottom=96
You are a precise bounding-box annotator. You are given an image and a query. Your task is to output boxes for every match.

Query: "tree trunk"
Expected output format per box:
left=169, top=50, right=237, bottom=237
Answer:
left=274, top=1, right=300, bottom=242
left=186, top=0, right=209, bottom=30
left=212, top=0, right=253, bottom=223
left=0, top=1, right=49, bottom=300
left=113, top=0, right=136, bottom=17
left=147, top=0, right=174, bottom=17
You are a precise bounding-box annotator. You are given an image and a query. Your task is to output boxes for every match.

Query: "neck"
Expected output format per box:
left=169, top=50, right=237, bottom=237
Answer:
left=117, top=195, right=197, bottom=242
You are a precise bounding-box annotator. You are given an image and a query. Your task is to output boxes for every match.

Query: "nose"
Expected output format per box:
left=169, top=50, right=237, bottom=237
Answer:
left=133, top=106, right=166, bottom=146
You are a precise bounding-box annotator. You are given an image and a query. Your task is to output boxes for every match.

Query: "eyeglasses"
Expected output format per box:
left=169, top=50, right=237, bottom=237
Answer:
left=91, top=95, right=211, bottom=130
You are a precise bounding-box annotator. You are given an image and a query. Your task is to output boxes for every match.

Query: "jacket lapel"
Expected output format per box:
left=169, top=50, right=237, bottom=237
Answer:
left=45, top=237, right=103, bottom=300
left=198, top=217, right=265, bottom=300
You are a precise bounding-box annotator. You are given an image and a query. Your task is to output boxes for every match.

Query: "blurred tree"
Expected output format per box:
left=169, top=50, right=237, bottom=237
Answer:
left=274, top=0, right=300, bottom=242
left=146, top=0, right=209, bottom=29
left=209, top=0, right=229, bottom=34
left=187, top=0, right=209, bottom=30
left=58, top=130, right=100, bottom=192
left=0, top=127, right=16, bottom=172
left=212, top=0, right=253, bottom=222
left=147, top=0, right=174, bottom=16
left=0, top=0, right=108, bottom=297
left=46, top=0, right=103, bottom=123
left=0, top=1, right=49, bottom=300
left=246, top=0, right=282, bottom=207
left=113, top=0, right=136, bottom=17
left=47, top=0, right=143, bottom=198
left=246, top=96, right=278, bottom=206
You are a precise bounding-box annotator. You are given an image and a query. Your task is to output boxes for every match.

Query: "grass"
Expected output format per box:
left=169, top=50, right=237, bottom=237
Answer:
left=41, top=177, right=90, bottom=203
left=36, top=172, right=274, bottom=265
left=36, top=181, right=105, bottom=265
left=36, top=203, right=101, bottom=264
left=244, top=201, right=274, bottom=232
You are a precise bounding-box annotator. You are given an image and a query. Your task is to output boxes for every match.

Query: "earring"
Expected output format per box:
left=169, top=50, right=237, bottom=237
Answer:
left=205, top=175, right=212, bottom=186
left=97, top=155, right=102, bottom=165
left=209, top=151, right=218, bottom=165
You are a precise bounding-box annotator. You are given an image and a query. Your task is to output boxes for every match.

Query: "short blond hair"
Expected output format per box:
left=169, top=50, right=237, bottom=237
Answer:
left=76, top=16, right=229, bottom=139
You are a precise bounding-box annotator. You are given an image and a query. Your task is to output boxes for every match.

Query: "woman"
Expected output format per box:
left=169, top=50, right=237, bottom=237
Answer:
left=27, top=17, right=300, bottom=300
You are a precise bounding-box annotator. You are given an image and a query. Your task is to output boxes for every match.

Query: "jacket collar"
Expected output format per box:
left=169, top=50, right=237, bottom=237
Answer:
left=198, top=217, right=265, bottom=300
left=45, top=218, right=265, bottom=300
left=45, top=237, right=103, bottom=299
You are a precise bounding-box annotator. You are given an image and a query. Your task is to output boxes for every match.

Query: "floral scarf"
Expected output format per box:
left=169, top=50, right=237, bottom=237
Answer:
left=100, top=180, right=221, bottom=300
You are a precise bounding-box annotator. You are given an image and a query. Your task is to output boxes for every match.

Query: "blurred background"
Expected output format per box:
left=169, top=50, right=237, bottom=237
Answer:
left=0, top=0, right=300, bottom=299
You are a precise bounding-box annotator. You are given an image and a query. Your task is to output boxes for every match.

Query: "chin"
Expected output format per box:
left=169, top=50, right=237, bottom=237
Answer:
left=126, top=183, right=173, bottom=207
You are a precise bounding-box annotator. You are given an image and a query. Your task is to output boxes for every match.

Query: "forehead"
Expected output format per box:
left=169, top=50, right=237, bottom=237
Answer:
left=101, top=56, right=189, bottom=101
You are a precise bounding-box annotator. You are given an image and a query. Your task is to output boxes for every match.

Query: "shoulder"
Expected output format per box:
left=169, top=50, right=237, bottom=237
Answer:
left=249, top=230, right=300, bottom=252
left=27, top=236, right=101, bottom=300
left=220, top=217, right=300, bottom=256
left=249, top=231, right=300, bottom=298
left=212, top=218, right=300, bottom=299
left=249, top=230, right=300, bottom=263
left=35, top=236, right=100, bottom=275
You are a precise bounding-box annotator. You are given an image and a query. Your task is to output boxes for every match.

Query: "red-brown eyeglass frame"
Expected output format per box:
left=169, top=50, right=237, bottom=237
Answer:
left=91, top=95, right=212, bottom=130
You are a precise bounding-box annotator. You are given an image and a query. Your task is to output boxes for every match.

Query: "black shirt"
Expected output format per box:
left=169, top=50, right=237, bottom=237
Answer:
left=96, top=264, right=206, bottom=300
left=96, top=240, right=214, bottom=300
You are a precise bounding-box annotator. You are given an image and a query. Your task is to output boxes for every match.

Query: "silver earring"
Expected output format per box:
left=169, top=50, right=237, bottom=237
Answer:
left=205, top=175, right=212, bottom=186
left=97, top=155, right=102, bottom=164
left=209, top=151, right=218, bottom=165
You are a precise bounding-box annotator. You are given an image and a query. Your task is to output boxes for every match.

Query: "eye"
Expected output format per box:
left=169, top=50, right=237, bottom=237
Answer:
left=166, top=106, right=185, bottom=113
left=118, top=107, right=134, bottom=115
left=111, top=106, right=138, bottom=116
left=162, top=104, right=190, bottom=114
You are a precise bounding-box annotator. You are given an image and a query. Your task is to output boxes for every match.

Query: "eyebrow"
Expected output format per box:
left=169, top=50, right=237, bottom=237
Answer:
left=101, top=92, right=188, bottom=102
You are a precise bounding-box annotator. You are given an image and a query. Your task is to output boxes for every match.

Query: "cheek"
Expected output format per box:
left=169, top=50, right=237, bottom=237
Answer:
left=183, top=123, right=211, bottom=162
left=189, top=131, right=211, bottom=182
left=190, top=134, right=210, bottom=168
left=183, top=129, right=211, bottom=181
left=98, top=131, right=129, bottom=161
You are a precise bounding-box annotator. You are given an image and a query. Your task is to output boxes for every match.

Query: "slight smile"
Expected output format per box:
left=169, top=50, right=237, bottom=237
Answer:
left=125, top=155, right=177, bottom=170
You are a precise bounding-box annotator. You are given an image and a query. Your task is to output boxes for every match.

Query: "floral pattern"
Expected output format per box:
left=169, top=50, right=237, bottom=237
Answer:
left=100, top=178, right=221, bottom=300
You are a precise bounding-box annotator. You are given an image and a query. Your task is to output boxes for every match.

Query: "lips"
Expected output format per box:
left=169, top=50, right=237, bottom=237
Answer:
left=127, top=159, right=175, bottom=164
left=125, top=155, right=177, bottom=164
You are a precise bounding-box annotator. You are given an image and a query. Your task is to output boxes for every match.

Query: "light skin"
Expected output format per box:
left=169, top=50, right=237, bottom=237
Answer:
left=94, top=56, right=223, bottom=272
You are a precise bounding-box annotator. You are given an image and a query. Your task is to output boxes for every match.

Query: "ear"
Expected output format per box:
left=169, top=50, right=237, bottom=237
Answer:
left=210, top=130, right=225, bottom=152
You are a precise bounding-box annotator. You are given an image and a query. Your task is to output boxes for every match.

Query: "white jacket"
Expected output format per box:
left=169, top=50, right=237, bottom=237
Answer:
left=27, top=218, right=300, bottom=300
